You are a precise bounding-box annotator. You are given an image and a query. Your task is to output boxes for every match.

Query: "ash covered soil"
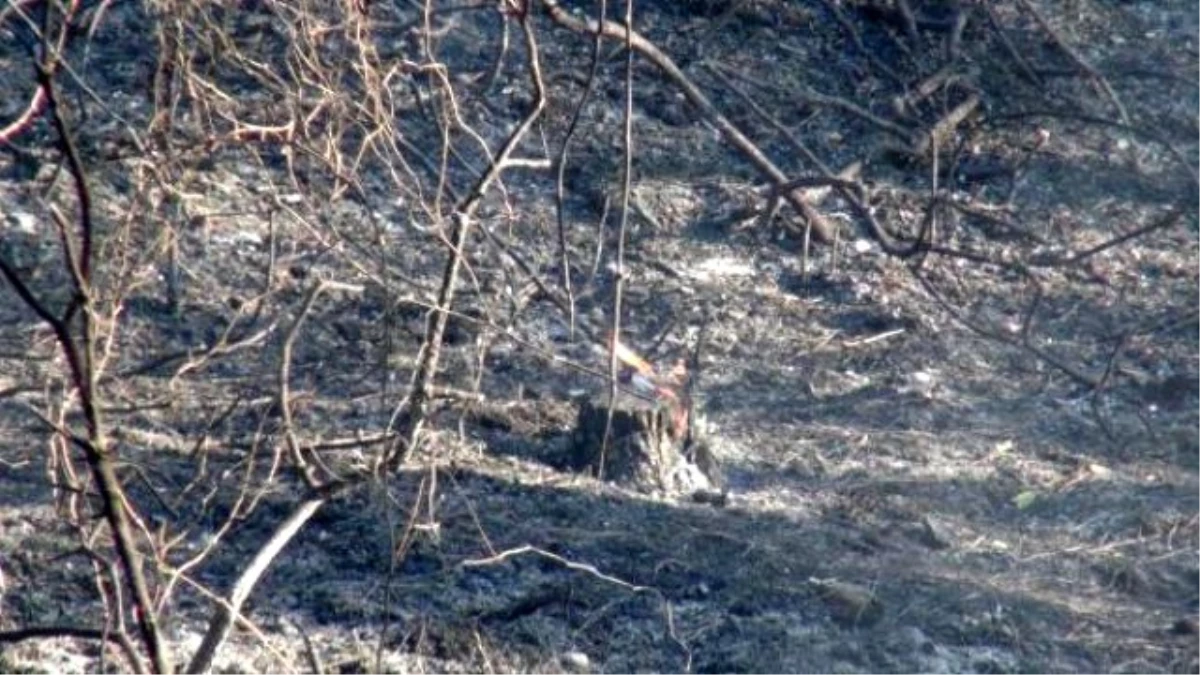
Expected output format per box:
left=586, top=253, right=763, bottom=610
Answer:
left=0, top=0, right=1197, bottom=672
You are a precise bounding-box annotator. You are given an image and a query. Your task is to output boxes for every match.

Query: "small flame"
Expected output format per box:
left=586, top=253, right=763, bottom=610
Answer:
left=610, top=334, right=656, bottom=377
left=608, top=333, right=690, bottom=439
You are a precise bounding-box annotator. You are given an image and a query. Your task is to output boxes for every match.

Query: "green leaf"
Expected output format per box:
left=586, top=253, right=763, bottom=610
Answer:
left=1014, top=490, right=1038, bottom=510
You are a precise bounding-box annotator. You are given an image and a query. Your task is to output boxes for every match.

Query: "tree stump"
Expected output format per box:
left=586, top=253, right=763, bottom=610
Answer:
left=566, top=393, right=724, bottom=500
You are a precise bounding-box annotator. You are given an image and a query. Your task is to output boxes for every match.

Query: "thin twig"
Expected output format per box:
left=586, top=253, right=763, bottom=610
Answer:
left=1012, top=0, right=1129, bottom=124
left=539, top=0, right=836, bottom=242
left=552, top=0, right=608, bottom=340
left=600, top=0, right=637, bottom=482
left=388, top=11, right=548, bottom=471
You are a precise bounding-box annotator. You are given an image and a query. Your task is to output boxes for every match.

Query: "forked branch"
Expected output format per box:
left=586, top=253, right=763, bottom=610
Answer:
left=0, top=46, right=173, bottom=675
left=386, top=11, right=549, bottom=470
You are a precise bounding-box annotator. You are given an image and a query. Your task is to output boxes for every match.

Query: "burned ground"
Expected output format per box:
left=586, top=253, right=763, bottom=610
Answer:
left=0, top=0, right=1197, bottom=672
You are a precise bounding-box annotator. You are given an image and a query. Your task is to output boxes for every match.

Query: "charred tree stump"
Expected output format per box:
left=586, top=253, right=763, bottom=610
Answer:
left=567, top=393, right=724, bottom=501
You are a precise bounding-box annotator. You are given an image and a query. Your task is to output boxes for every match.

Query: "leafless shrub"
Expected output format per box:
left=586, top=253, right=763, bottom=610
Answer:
left=0, top=0, right=558, bottom=670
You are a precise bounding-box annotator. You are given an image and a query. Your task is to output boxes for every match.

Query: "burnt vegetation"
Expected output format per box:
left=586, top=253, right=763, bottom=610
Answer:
left=0, top=0, right=1196, bottom=672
